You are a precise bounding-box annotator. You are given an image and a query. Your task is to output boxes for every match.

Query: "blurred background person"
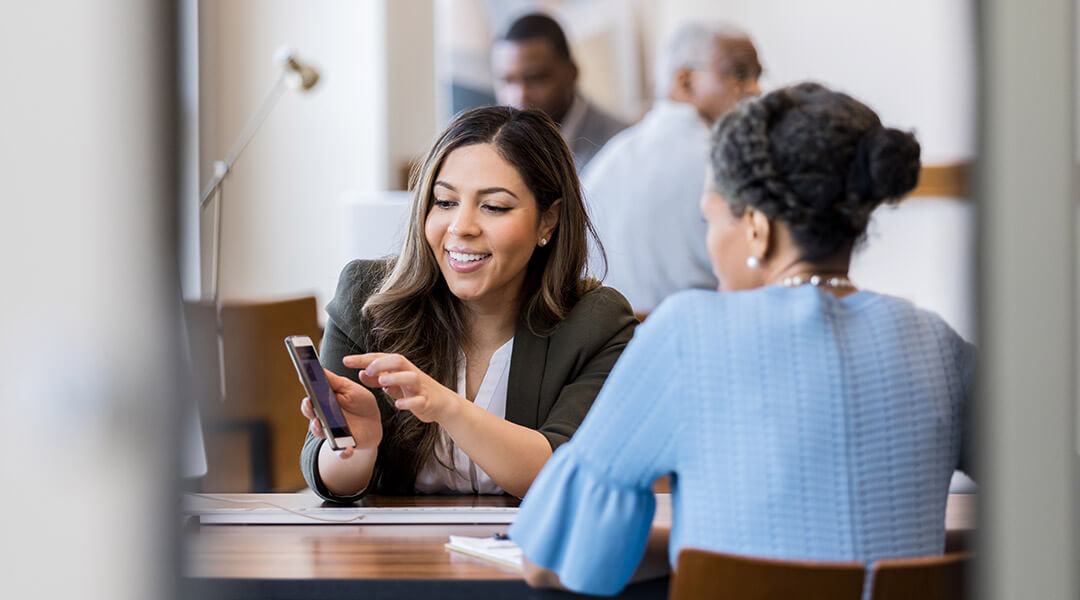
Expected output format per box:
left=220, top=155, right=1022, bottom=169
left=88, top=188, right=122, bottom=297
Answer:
left=582, top=23, right=761, bottom=314
left=492, top=13, right=628, bottom=171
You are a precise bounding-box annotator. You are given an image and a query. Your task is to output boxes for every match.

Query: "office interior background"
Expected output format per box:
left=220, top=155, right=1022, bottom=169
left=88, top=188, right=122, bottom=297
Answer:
left=0, top=0, right=1075, bottom=598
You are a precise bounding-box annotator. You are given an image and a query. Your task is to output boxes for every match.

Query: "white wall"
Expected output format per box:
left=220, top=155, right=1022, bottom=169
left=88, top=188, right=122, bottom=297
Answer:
left=194, top=1, right=440, bottom=317
left=197, top=0, right=387, bottom=314
left=386, top=1, right=438, bottom=187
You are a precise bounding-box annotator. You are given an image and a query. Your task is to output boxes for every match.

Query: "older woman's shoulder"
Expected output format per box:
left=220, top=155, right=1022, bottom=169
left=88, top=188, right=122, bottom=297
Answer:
left=642, top=288, right=724, bottom=326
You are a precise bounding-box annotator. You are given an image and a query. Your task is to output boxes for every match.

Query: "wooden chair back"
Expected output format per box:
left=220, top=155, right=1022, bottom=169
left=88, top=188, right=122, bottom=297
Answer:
left=184, top=296, right=322, bottom=492
left=870, top=553, right=970, bottom=600
left=669, top=548, right=865, bottom=600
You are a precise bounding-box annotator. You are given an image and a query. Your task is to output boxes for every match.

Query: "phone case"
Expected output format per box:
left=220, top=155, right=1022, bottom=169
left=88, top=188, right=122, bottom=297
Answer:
left=284, top=336, right=350, bottom=450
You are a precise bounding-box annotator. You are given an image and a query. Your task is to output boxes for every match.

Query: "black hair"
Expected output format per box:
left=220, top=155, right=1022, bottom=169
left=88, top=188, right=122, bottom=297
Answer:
left=710, top=82, right=921, bottom=261
left=502, top=13, right=573, bottom=62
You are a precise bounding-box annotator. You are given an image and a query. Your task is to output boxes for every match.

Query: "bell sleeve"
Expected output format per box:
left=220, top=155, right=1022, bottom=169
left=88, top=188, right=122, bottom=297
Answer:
left=509, top=298, right=688, bottom=595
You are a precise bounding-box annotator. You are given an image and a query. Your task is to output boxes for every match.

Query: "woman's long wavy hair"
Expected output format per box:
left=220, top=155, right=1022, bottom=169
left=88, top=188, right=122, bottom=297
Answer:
left=362, top=105, right=604, bottom=484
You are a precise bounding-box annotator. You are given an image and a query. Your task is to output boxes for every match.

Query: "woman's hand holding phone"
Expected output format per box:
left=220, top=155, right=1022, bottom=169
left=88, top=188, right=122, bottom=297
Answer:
left=345, top=353, right=462, bottom=424
left=300, top=369, right=382, bottom=459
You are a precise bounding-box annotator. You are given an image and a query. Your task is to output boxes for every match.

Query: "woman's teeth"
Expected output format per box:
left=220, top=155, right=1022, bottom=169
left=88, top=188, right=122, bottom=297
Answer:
left=449, top=251, right=490, bottom=263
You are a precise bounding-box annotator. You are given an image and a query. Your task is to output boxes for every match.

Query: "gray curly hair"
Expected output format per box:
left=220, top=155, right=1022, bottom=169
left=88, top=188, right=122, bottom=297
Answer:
left=709, top=82, right=921, bottom=260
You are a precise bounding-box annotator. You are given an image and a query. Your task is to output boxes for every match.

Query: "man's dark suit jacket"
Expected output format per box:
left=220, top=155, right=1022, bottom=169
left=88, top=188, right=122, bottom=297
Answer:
left=301, top=259, right=637, bottom=502
left=568, top=97, right=627, bottom=171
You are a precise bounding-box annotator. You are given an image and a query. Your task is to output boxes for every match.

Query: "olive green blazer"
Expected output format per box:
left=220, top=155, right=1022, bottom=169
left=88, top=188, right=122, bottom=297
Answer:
left=301, top=259, right=637, bottom=502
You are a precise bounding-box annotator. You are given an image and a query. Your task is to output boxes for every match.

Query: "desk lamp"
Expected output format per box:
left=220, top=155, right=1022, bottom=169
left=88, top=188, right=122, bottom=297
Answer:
left=198, top=46, right=320, bottom=400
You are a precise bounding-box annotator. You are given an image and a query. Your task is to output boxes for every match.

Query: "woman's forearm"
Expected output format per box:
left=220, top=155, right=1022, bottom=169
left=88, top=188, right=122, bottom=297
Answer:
left=316, top=441, right=378, bottom=497
left=439, top=399, right=552, bottom=498
left=523, top=525, right=671, bottom=589
left=633, top=525, right=672, bottom=582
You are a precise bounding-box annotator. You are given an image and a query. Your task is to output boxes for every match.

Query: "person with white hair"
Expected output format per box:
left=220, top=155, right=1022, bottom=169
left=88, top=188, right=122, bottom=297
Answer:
left=582, top=23, right=762, bottom=313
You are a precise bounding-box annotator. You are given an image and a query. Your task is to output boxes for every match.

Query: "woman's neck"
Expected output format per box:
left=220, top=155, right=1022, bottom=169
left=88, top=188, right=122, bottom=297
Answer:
left=460, top=298, right=519, bottom=354
left=763, top=251, right=856, bottom=297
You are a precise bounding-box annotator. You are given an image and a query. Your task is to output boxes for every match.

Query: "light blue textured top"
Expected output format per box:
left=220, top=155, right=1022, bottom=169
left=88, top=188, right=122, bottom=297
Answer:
left=509, top=286, right=975, bottom=596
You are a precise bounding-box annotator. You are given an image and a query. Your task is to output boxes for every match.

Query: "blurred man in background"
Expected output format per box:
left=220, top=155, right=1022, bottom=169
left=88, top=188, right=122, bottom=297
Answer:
left=492, top=13, right=627, bottom=171
left=583, top=23, right=762, bottom=313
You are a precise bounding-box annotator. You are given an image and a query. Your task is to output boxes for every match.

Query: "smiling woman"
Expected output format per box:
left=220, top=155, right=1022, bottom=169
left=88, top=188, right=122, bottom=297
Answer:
left=299, top=106, right=637, bottom=501
left=425, top=143, right=560, bottom=309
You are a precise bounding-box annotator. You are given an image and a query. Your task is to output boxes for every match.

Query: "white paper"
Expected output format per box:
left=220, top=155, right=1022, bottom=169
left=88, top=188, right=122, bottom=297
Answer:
left=445, top=535, right=523, bottom=570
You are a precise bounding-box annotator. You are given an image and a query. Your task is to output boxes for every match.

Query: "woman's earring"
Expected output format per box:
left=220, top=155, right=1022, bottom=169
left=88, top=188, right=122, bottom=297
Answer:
left=746, top=255, right=760, bottom=269
left=539, top=238, right=548, bottom=247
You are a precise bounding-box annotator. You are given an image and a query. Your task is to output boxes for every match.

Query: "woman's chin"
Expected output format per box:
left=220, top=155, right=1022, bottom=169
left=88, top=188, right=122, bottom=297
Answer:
left=443, top=280, right=486, bottom=303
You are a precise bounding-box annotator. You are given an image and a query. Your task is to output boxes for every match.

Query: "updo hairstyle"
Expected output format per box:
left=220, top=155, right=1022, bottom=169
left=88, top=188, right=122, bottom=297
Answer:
left=710, top=82, right=921, bottom=260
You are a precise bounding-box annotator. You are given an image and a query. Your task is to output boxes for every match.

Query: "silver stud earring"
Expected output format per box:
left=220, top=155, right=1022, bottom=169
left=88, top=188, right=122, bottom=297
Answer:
left=746, top=255, right=760, bottom=269
left=539, top=238, right=548, bottom=247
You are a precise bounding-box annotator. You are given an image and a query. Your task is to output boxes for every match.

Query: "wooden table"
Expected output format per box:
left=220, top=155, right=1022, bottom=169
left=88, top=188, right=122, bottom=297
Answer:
left=183, top=493, right=975, bottom=599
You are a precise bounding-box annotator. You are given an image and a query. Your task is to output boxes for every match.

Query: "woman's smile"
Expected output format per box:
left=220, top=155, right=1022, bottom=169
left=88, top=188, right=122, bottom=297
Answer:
left=446, top=248, right=493, bottom=273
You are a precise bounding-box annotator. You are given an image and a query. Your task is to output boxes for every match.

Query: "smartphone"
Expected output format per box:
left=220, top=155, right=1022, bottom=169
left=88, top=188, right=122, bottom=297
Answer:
left=284, top=335, right=356, bottom=451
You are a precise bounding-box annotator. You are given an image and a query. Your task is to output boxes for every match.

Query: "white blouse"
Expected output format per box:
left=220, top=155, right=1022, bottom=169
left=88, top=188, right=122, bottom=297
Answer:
left=414, top=338, right=513, bottom=494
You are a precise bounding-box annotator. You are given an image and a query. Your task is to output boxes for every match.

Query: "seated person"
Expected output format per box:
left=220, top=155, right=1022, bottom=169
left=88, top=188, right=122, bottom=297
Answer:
left=510, top=82, right=975, bottom=594
left=583, top=22, right=762, bottom=313
left=299, top=106, right=636, bottom=501
left=492, top=13, right=627, bottom=171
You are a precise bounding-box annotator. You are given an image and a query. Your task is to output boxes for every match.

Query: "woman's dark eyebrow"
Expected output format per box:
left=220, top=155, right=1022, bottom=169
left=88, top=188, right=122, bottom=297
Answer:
left=434, top=181, right=518, bottom=200
left=477, top=187, right=519, bottom=199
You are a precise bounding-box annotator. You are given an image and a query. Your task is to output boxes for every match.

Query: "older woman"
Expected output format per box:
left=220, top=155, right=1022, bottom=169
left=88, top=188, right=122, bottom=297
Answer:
left=511, top=82, right=975, bottom=594
left=299, top=106, right=636, bottom=500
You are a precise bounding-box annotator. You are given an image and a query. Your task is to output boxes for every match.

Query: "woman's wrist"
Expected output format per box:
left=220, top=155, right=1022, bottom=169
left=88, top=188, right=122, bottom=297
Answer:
left=317, top=438, right=376, bottom=497
left=435, top=390, right=472, bottom=430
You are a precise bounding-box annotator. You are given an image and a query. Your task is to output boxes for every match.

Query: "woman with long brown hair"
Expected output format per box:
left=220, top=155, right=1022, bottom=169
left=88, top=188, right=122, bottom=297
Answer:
left=299, top=106, right=636, bottom=499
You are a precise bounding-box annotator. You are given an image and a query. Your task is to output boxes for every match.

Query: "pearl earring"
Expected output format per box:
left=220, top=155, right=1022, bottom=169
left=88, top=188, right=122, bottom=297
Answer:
left=539, top=238, right=548, bottom=247
left=746, top=256, right=760, bottom=269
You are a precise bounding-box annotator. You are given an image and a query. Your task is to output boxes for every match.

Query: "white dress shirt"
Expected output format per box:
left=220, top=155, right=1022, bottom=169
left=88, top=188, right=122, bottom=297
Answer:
left=414, top=338, right=514, bottom=494
left=582, top=100, right=719, bottom=312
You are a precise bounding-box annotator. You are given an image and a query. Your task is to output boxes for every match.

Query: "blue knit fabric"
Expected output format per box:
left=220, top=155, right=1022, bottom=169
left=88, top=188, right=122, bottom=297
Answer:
left=510, top=286, right=975, bottom=596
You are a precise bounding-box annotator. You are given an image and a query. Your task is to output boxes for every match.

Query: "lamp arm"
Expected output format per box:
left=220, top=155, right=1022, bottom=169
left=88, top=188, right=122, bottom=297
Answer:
left=199, top=72, right=288, bottom=208
left=196, top=70, right=290, bottom=402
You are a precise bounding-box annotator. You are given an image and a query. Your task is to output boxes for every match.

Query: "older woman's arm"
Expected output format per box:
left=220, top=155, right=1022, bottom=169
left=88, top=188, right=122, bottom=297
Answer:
left=523, top=526, right=672, bottom=589
left=508, top=294, right=686, bottom=596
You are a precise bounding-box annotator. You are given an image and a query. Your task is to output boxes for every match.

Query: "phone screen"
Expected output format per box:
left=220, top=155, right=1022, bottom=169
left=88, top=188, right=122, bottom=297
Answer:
left=295, top=344, right=351, bottom=438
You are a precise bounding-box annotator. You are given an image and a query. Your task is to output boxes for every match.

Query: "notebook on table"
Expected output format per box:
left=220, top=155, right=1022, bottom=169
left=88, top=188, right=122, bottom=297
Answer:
left=445, top=535, right=523, bottom=571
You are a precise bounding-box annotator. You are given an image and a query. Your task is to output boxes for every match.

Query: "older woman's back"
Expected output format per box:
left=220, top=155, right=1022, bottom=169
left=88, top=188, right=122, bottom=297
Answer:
left=666, top=287, right=970, bottom=562
left=510, top=286, right=973, bottom=594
